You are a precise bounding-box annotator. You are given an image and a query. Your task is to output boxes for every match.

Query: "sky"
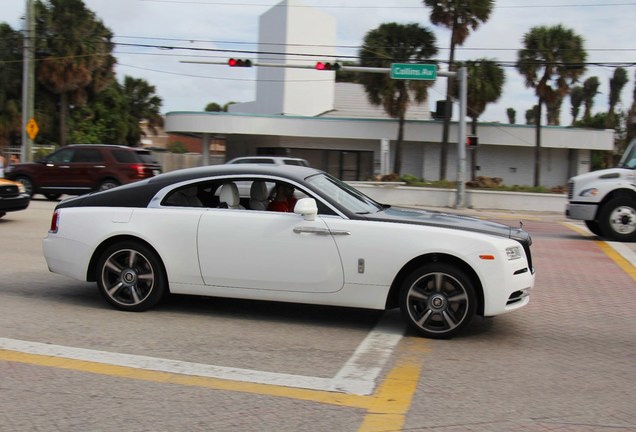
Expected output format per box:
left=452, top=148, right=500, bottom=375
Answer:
left=2, top=0, right=635, bottom=126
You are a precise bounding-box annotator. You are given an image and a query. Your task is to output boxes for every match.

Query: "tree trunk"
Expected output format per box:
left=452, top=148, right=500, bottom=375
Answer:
left=394, top=114, right=405, bottom=174
left=534, top=98, right=543, bottom=187
left=59, top=92, right=68, bottom=147
left=439, top=23, right=458, bottom=181
left=471, top=117, right=478, bottom=181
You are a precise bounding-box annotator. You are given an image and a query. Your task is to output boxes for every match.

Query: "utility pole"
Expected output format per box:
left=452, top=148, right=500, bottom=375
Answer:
left=21, top=0, right=35, bottom=162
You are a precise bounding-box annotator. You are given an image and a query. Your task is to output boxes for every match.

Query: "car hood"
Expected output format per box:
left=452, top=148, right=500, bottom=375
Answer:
left=364, top=206, right=530, bottom=242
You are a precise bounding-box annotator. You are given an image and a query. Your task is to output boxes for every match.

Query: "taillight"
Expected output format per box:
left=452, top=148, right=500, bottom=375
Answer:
left=130, top=163, right=146, bottom=177
left=49, top=210, right=60, bottom=233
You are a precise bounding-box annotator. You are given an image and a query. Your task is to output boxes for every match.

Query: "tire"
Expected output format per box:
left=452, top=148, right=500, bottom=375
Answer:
left=399, top=263, right=476, bottom=339
left=96, top=241, right=167, bottom=311
left=44, top=193, right=61, bottom=201
left=598, top=197, right=636, bottom=242
left=15, top=176, right=34, bottom=197
left=584, top=220, right=603, bottom=236
left=98, top=179, right=120, bottom=191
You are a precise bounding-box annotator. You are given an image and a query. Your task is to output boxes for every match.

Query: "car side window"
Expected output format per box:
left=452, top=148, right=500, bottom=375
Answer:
left=47, top=149, right=74, bottom=163
left=163, top=185, right=205, bottom=207
left=72, top=149, right=103, bottom=163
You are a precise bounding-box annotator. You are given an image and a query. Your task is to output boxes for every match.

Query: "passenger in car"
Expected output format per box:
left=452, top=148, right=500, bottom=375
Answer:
left=267, top=183, right=297, bottom=212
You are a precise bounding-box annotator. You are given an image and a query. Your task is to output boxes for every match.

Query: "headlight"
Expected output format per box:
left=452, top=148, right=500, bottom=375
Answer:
left=506, top=246, right=522, bottom=261
left=17, top=183, right=26, bottom=194
left=579, top=188, right=598, bottom=197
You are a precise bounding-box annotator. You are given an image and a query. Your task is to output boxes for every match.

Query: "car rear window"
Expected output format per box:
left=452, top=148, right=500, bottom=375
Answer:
left=135, top=150, right=157, bottom=164
left=284, top=159, right=308, bottom=166
left=112, top=149, right=142, bottom=163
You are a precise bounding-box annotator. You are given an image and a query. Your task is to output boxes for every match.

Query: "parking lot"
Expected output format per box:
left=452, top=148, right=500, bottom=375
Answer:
left=1, top=198, right=635, bottom=432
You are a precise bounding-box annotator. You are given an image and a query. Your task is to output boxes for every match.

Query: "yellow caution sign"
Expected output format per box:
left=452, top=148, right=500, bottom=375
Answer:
left=26, top=117, right=39, bottom=141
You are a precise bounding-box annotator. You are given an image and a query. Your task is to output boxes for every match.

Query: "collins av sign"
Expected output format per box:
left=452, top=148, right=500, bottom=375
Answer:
left=390, top=63, right=437, bottom=80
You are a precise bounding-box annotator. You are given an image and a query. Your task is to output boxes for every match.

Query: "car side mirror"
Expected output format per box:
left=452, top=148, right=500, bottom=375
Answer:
left=294, top=198, right=318, bottom=221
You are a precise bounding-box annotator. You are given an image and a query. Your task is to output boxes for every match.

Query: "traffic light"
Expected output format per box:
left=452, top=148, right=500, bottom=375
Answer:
left=315, top=62, right=341, bottom=71
left=228, top=58, right=252, bottom=67
left=466, top=135, right=478, bottom=147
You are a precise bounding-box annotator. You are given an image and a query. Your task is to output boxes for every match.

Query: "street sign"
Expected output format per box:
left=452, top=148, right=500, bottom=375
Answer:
left=26, top=117, right=39, bottom=140
left=390, top=63, right=437, bottom=80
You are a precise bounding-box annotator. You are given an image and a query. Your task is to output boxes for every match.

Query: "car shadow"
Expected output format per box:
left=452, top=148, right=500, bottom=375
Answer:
left=158, top=293, right=385, bottom=332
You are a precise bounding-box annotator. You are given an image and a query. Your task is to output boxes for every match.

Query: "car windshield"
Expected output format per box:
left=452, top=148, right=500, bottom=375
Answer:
left=305, top=173, right=383, bottom=214
left=618, top=138, right=636, bottom=169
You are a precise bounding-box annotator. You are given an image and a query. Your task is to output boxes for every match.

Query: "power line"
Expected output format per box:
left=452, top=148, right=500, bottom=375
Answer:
left=139, top=0, right=636, bottom=9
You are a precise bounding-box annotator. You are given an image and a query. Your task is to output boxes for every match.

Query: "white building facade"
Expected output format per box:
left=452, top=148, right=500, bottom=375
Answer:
left=165, top=0, right=614, bottom=187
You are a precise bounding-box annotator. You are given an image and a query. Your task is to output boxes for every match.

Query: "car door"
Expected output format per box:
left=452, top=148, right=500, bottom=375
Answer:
left=37, top=148, right=76, bottom=187
left=197, top=209, right=344, bottom=293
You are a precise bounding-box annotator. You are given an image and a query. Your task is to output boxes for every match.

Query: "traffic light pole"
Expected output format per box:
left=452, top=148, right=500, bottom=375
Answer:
left=183, top=60, right=468, bottom=207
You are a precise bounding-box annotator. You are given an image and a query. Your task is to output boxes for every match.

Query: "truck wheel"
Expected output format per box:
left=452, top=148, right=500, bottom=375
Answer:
left=584, top=220, right=602, bottom=236
left=599, top=197, right=636, bottom=242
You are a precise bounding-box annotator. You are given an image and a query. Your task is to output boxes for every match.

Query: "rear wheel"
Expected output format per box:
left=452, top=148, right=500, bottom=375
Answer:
left=44, top=193, right=61, bottom=201
left=399, top=263, right=476, bottom=339
left=99, top=179, right=120, bottom=191
left=599, top=197, right=636, bottom=242
left=96, top=241, right=167, bottom=311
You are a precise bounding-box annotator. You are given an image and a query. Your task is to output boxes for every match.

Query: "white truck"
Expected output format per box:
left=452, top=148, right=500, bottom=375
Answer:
left=566, top=138, right=636, bottom=242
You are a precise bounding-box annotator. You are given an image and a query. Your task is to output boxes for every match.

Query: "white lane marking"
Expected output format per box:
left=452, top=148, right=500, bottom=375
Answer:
left=330, top=310, right=404, bottom=395
left=607, top=241, right=636, bottom=268
left=0, top=313, right=404, bottom=396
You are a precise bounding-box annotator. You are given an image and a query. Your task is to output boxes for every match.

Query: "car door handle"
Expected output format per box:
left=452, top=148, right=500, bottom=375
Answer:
left=293, top=227, right=351, bottom=236
left=293, top=227, right=330, bottom=236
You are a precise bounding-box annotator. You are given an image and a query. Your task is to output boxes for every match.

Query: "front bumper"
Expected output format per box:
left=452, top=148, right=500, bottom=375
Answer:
left=566, top=203, right=598, bottom=221
left=0, top=194, right=30, bottom=213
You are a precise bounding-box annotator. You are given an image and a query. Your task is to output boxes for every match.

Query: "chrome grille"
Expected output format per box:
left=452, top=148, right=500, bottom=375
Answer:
left=567, top=181, right=574, bottom=199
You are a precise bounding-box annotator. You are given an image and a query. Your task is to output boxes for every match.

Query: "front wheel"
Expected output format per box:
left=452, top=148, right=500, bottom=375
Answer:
left=584, top=220, right=602, bottom=236
left=399, top=263, right=476, bottom=339
left=14, top=176, right=34, bottom=197
left=96, top=241, right=167, bottom=311
left=598, top=197, right=636, bottom=242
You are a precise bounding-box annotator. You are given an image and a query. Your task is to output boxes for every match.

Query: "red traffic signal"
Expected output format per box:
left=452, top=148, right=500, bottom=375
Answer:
left=228, top=58, right=252, bottom=67
left=315, top=62, right=341, bottom=71
left=466, top=135, right=478, bottom=147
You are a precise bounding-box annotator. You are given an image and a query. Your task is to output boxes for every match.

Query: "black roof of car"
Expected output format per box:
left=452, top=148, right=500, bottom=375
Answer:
left=55, top=164, right=321, bottom=209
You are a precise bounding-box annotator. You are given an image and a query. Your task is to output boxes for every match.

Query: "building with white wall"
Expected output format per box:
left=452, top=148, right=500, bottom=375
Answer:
left=165, top=0, right=614, bottom=187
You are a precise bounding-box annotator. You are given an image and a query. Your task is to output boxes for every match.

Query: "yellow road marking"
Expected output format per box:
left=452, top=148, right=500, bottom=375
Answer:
left=561, top=222, right=636, bottom=282
left=1, top=337, right=429, bottom=431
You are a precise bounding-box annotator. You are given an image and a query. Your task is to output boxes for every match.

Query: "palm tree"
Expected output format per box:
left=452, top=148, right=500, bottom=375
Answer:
left=606, top=67, right=628, bottom=129
left=626, top=71, right=636, bottom=147
left=516, top=24, right=587, bottom=186
left=359, top=22, right=438, bottom=174
left=570, top=86, right=583, bottom=125
left=546, top=96, right=563, bottom=125
left=455, top=59, right=505, bottom=180
left=582, top=76, right=600, bottom=123
left=35, top=0, right=115, bottom=146
left=506, top=108, right=516, bottom=124
left=423, top=0, right=494, bottom=180
left=122, top=76, right=163, bottom=146
left=0, top=24, right=23, bottom=150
